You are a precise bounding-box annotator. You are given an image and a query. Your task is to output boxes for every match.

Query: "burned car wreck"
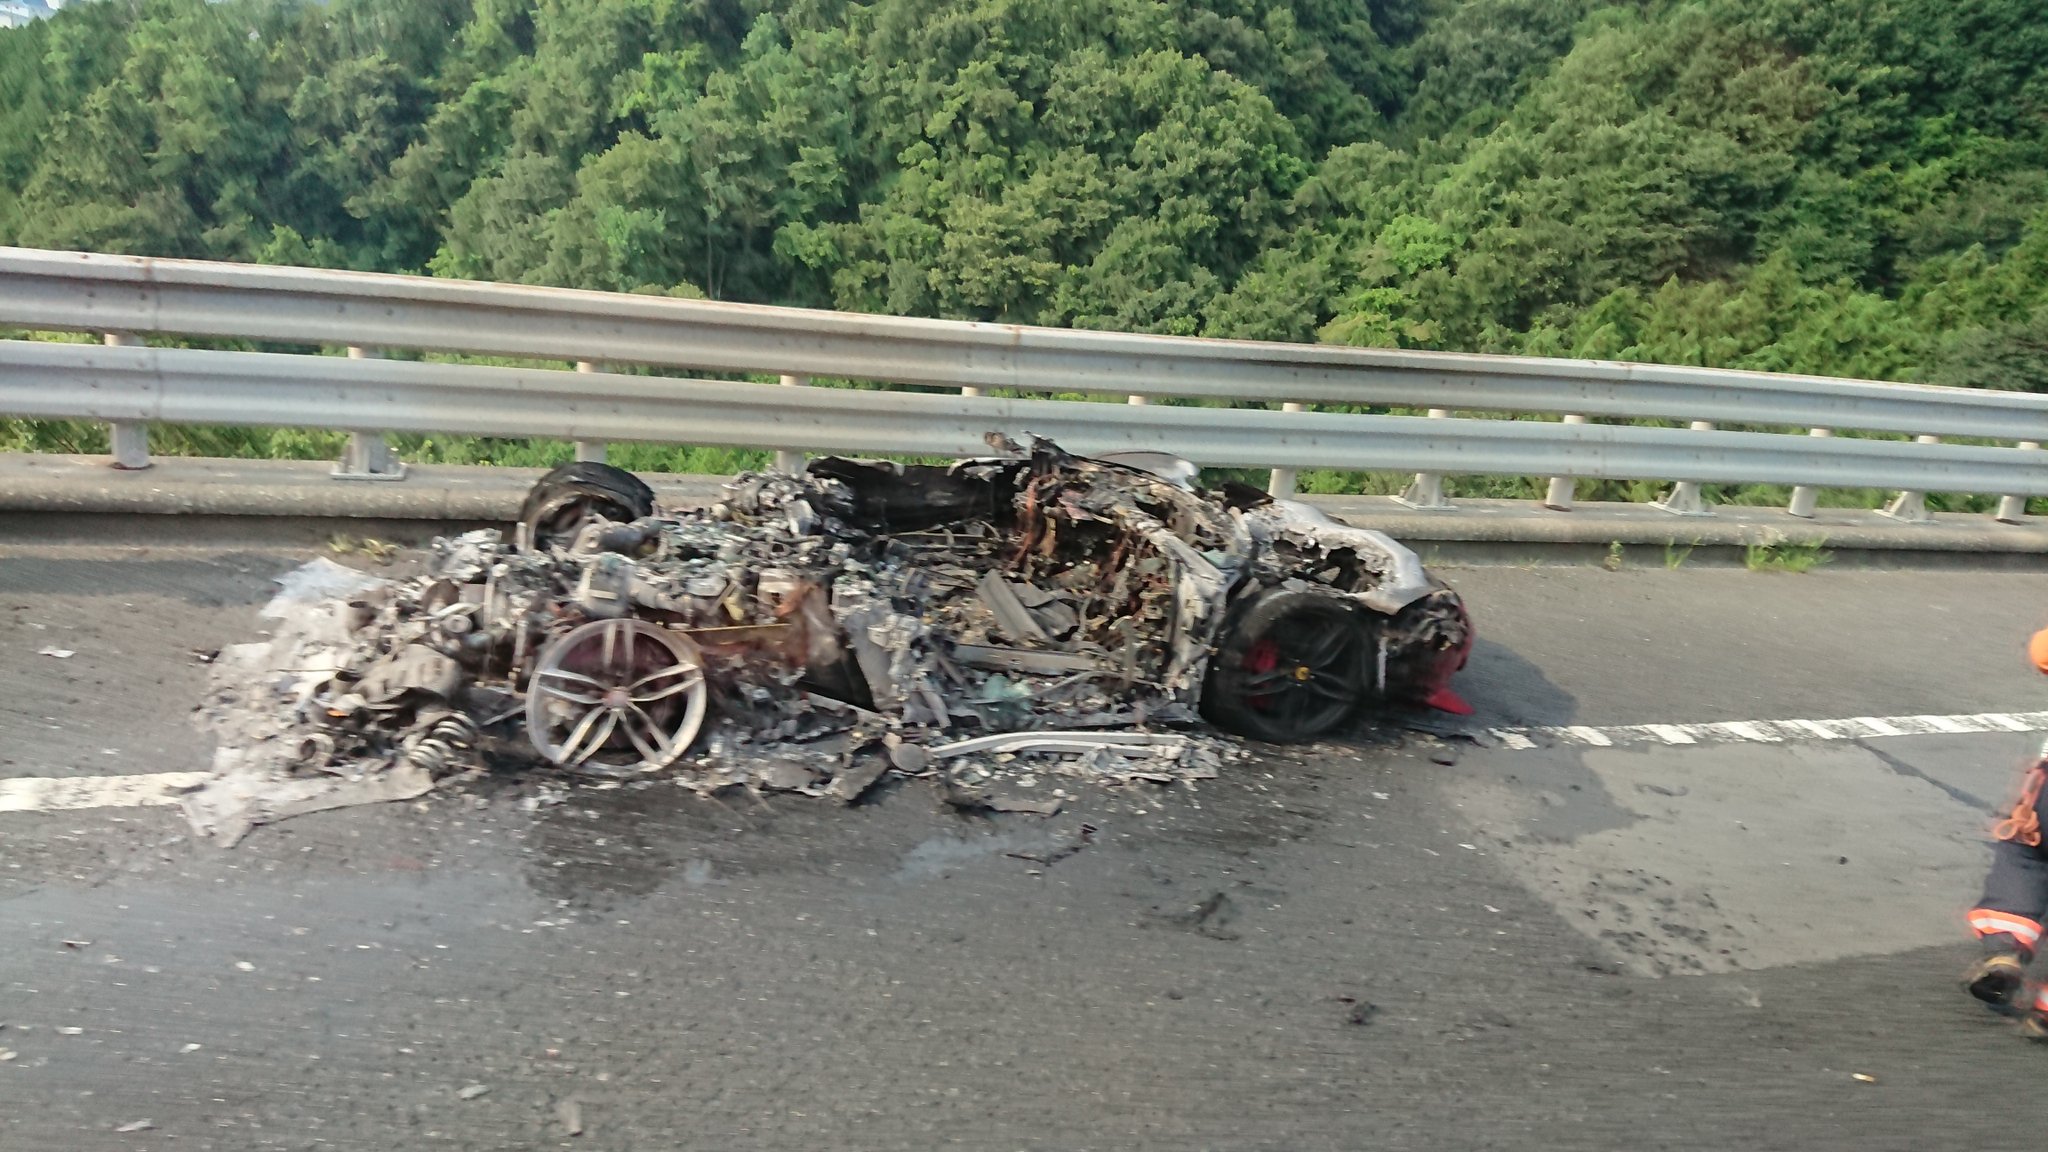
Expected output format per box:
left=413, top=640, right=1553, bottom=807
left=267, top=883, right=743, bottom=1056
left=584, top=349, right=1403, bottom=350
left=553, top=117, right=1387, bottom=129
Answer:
left=190, top=437, right=1470, bottom=839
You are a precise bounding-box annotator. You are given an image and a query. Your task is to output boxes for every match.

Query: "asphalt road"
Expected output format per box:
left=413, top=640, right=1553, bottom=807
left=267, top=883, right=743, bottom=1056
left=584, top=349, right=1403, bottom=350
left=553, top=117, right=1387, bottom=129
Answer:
left=4, top=544, right=2048, bottom=1151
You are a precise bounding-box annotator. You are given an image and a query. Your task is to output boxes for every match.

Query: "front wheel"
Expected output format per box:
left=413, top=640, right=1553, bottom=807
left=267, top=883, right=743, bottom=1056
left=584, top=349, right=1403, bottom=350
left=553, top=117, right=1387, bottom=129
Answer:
left=526, top=618, right=708, bottom=774
left=1201, top=591, right=1373, bottom=743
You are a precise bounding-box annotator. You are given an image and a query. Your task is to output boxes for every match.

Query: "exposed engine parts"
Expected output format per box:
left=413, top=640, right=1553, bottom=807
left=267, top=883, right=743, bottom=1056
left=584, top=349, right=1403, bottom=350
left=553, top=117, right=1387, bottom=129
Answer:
left=185, top=438, right=1472, bottom=842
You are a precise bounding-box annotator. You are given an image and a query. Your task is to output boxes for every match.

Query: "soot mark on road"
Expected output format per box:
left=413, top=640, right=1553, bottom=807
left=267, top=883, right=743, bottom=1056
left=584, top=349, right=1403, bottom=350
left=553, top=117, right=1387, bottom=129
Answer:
left=1860, top=740, right=1997, bottom=813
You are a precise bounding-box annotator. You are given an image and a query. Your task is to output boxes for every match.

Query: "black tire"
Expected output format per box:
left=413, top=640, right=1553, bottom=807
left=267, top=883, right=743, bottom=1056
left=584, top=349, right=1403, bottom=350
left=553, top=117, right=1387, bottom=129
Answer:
left=518, top=462, right=656, bottom=552
left=1201, top=590, right=1373, bottom=743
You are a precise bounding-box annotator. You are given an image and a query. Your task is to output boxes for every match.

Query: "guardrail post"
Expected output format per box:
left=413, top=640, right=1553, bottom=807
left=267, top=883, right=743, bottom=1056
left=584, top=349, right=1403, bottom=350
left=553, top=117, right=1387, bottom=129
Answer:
left=1997, top=442, right=2041, bottom=523
left=1879, top=435, right=1942, bottom=522
left=1785, top=429, right=1833, bottom=518
left=960, top=387, right=983, bottom=398
left=332, top=346, right=407, bottom=481
left=1651, top=421, right=1716, bottom=516
left=1127, top=393, right=1149, bottom=406
left=572, top=361, right=607, bottom=462
left=1542, top=414, right=1587, bottom=510
left=99, top=332, right=151, bottom=470
left=773, top=374, right=807, bottom=474
left=1267, top=402, right=1306, bottom=496
left=1392, top=409, right=1453, bottom=510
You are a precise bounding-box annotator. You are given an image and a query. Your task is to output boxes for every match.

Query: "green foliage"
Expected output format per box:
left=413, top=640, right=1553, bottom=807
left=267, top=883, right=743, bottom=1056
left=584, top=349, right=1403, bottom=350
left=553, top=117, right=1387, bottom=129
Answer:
left=0, top=0, right=2044, bottom=496
left=1744, top=538, right=1831, bottom=573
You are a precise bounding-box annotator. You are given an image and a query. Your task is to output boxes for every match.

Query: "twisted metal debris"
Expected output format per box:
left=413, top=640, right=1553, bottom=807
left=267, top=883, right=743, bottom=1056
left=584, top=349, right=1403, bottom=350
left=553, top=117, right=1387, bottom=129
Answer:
left=186, top=438, right=1471, bottom=841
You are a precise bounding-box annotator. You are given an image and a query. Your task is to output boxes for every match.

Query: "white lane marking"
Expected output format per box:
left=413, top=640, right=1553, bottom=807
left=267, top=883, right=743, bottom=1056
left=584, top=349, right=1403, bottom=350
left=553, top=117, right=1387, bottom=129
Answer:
left=0, top=772, right=210, bottom=813
left=9, top=707, right=2048, bottom=812
left=1644, top=724, right=1699, bottom=745
left=1487, top=710, right=2048, bottom=753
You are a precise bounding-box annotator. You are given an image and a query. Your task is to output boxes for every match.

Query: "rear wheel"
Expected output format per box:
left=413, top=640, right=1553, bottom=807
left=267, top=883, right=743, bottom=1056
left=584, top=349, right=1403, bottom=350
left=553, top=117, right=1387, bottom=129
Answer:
left=1202, top=591, right=1372, bottom=743
left=519, top=462, right=656, bottom=552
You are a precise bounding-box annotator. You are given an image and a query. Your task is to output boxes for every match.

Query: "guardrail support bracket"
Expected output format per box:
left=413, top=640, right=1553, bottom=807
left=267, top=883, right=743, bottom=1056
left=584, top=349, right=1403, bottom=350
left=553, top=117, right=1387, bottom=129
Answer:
left=1651, top=483, right=1711, bottom=516
left=1267, top=402, right=1306, bottom=496
left=334, top=432, right=407, bottom=482
left=1652, top=422, right=1717, bottom=516
left=1879, top=491, right=1931, bottom=523
left=329, top=347, right=406, bottom=481
left=1878, top=436, right=1943, bottom=523
left=571, top=362, right=608, bottom=463
left=1786, top=429, right=1833, bottom=518
left=1997, top=440, right=2040, bottom=523
left=1392, top=408, right=1454, bottom=510
left=1543, top=414, right=1588, bottom=509
left=108, top=421, right=150, bottom=470
left=1393, top=472, right=1451, bottom=510
left=99, top=334, right=151, bottom=470
left=773, top=374, right=808, bottom=474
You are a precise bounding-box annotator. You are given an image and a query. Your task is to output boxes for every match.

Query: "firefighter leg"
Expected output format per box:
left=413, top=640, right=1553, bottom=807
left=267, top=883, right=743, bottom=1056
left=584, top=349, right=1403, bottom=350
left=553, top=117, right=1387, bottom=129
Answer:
left=1966, top=766, right=2048, bottom=1006
left=1970, top=839, right=2048, bottom=959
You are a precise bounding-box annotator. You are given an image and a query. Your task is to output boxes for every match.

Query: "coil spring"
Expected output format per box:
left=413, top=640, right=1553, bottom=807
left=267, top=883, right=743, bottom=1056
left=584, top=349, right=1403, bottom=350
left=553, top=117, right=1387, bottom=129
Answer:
left=403, top=714, right=482, bottom=775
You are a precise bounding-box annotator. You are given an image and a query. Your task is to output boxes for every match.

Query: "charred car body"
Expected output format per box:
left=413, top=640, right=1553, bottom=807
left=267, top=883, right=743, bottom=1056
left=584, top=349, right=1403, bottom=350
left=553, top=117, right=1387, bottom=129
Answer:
left=307, top=439, right=1473, bottom=781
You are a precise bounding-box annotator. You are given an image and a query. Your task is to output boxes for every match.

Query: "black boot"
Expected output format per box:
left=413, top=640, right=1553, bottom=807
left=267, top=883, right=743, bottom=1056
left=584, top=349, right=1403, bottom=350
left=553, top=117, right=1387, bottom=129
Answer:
left=1966, top=952, right=2028, bottom=1007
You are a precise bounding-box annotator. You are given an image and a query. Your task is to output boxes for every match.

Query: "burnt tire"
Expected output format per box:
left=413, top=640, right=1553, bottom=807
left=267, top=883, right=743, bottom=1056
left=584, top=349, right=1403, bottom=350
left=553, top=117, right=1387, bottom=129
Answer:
left=519, top=462, right=656, bottom=552
left=1201, top=590, right=1373, bottom=743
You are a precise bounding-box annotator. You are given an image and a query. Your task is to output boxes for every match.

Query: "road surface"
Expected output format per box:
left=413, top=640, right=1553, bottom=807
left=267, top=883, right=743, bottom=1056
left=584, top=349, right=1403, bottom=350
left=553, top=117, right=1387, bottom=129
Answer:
left=2, top=542, right=2046, bottom=1150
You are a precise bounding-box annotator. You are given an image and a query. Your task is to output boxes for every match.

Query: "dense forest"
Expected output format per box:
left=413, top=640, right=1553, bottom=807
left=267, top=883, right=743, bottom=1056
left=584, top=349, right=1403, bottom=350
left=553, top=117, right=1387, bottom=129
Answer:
left=1, top=0, right=2045, bottom=494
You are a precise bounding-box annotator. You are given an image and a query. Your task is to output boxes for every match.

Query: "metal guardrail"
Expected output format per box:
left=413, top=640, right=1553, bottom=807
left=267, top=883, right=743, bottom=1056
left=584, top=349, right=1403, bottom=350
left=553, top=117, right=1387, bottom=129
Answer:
left=5, top=341, right=2046, bottom=497
left=0, top=245, right=2044, bottom=519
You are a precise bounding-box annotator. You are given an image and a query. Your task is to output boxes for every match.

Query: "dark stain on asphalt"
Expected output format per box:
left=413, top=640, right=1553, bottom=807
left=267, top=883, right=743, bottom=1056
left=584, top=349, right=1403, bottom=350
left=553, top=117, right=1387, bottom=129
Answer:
left=1860, top=740, right=1996, bottom=813
left=0, top=552, right=306, bottom=607
left=1146, top=891, right=1241, bottom=941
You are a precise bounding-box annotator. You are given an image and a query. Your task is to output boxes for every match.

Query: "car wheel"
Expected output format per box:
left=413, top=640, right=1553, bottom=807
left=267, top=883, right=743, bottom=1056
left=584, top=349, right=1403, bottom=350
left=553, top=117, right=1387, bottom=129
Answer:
left=526, top=618, right=708, bottom=774
left=519, top=462, right=656, bottom=551
left=1202, top=590, right=1373, bottom=743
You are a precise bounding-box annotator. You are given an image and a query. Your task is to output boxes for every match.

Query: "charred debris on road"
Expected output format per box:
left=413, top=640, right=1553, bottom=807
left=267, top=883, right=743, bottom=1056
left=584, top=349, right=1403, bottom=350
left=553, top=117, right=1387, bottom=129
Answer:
left=186, top=437, right=1471, bottom=843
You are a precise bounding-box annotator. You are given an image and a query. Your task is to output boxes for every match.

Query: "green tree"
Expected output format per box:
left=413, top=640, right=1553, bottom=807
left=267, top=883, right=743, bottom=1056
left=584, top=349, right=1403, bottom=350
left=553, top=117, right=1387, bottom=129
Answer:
left=15, top=0, right=299, bottom=258
left=3, top=0, right=2048, bottom=467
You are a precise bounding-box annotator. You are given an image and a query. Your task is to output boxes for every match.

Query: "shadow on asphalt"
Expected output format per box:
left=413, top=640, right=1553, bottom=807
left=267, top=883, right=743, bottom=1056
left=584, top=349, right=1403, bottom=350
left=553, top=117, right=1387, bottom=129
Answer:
left=1453, top=636, right=1579, bottom=728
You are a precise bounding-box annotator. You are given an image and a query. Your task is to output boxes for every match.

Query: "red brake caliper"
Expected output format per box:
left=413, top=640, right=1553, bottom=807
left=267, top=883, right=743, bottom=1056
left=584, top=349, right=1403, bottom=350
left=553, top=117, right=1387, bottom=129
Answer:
left=1245, top=639, right=1280, bottom=710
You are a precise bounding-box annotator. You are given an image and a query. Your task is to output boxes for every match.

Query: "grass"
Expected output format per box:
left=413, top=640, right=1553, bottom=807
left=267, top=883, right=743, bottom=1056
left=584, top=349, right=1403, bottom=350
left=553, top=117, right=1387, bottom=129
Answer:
left=0, top=418, right=777, bottom=475
left=1664, top=539, right=1699, bottom=570
left=328, top=534, right=400, bottom=563
left=1744, top=539, right=1832, bottom=573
